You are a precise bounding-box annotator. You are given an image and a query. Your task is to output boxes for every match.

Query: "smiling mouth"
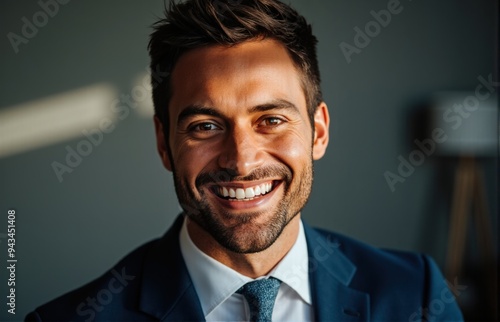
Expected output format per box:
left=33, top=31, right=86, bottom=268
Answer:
left=211, top=181, right=279, bottom=201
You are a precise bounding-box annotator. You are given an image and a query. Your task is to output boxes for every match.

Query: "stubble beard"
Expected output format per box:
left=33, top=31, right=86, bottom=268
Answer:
left=173, top=162, right=313, bottom=254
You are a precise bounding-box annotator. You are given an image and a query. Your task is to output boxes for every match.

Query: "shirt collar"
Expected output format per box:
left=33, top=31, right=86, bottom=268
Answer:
left=179, top=217, right=311, bottom=316
left=269, top=219, right=312, bottom=305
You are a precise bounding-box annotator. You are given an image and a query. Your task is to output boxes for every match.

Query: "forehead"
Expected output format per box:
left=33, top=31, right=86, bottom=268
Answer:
left=168, top=38, right=307, bottom=118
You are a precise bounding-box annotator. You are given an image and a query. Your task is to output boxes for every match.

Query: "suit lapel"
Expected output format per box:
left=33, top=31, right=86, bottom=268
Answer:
left=304, top=223, right=370, bottom=322
left=139, top=215, right=205, bottom=322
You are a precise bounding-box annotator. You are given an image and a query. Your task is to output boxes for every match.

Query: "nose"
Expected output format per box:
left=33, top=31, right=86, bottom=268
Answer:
left=217, top=125, right=264, bottom=177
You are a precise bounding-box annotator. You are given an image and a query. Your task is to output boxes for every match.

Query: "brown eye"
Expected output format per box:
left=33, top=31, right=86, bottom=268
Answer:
left=260, top=117, right=284, bottom=127
left=192, top=123, right=220, bottom=131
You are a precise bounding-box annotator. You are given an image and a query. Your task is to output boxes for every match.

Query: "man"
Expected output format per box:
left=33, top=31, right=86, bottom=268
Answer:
left=26, top=0, right=463, bottom=321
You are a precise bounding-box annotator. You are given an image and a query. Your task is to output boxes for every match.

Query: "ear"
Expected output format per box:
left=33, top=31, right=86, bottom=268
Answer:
left=312, top=102, right=330, bottom=160
left=153, top=115, right=173, bottom=171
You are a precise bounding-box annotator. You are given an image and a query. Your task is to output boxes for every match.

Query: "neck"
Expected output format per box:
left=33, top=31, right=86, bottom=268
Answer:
left=186, top=215, right=301, bottom=278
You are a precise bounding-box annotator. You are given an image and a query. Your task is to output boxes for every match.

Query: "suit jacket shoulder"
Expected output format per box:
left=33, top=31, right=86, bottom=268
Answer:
left=305, top=225, right=464, bottom=321
left=26, top=239, right=157, bottom=322
left=26, top=215, right=205, bottom=322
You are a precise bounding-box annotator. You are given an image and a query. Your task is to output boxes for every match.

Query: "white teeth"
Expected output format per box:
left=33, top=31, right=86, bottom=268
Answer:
left=219, top=182, right=274, bottom=200
left=245, top=188, right=255, bottom=198
left=235, top=188, right=245, bottom=200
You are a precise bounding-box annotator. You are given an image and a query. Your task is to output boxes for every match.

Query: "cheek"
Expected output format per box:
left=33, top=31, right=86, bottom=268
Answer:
left=268, top=128, right=312, bottom=166
left=171, top=139, right=219, bottom=178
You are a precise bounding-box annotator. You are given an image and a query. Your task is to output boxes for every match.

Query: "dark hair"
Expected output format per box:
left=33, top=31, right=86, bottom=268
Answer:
left=148, top=0, right=322, bottom=133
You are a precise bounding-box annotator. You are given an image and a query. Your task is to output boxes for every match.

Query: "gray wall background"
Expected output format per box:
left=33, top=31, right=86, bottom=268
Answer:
left=0, top=0, right=497, bottom=320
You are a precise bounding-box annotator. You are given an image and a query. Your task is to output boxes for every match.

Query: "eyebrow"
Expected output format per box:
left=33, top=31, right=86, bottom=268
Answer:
left=177, top=105, right=223, bottom=125
left=176, top=99, right=300, bottom=125
left=248, top=99, right=300, bottom=114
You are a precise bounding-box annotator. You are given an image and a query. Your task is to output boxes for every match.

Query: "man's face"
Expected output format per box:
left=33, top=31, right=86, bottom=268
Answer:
left=155, top=39, right=329, bottom=253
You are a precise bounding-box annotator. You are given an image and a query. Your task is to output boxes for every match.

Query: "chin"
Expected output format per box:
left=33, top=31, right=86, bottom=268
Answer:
left=204, top=207, right=294, bottom=254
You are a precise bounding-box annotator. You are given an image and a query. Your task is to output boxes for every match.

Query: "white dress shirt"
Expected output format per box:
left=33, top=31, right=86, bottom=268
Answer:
left=179, top=217, right=314, bottom=321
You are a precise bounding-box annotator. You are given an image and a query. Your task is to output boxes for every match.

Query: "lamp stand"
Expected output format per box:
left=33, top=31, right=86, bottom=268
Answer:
left=445, top=155, right=496, bottom=318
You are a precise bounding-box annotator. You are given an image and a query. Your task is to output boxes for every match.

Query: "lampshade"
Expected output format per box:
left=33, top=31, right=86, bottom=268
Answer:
left=431, top=91, right=498, bottom=156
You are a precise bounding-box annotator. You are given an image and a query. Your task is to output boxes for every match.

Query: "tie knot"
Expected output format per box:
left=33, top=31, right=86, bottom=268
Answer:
left=237, top=277, right=281, bottom=322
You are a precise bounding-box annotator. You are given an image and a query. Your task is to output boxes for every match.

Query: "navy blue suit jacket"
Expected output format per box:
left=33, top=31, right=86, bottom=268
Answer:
left=26, top=216, right=463, bottom=321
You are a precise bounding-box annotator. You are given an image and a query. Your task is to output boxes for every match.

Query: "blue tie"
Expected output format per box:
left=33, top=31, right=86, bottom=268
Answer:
left=237, top=277, right=281, bottom=322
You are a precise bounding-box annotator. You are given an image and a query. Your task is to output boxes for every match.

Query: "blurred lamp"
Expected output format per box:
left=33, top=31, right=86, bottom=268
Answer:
left=431, top=91, right=497, bottom=156
left=430, top=91, right=497, bottom=307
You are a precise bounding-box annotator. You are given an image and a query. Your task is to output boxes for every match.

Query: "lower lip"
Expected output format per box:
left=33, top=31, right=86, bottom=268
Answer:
left=210, top=182, right=282, bottom=210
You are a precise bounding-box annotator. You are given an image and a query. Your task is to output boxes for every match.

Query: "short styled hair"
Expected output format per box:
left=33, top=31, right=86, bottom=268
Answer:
left=148, top=0, right=322, bottom=134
